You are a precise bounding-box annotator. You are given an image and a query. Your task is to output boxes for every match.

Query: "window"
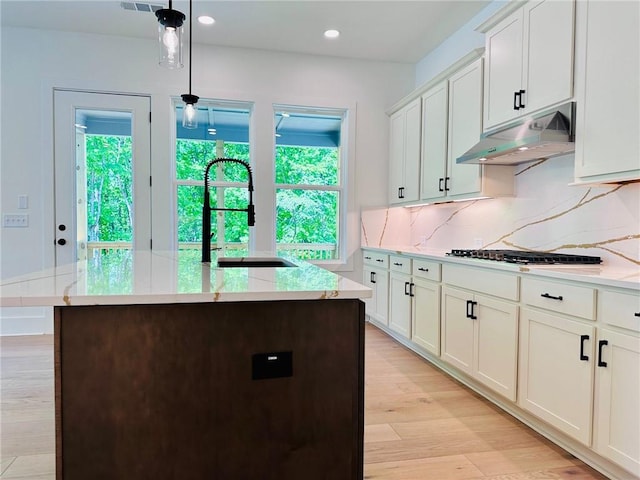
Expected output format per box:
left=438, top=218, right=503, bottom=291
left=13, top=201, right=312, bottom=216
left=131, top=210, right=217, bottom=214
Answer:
left=274, top=107, right=345, bottom=261
left=174, top=99, right=252, bottom=258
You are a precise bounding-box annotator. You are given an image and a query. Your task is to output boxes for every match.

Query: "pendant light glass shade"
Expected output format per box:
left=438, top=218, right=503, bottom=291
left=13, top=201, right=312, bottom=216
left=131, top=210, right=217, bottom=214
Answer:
left=181, top=94, right=200, bottom=129
left=155, top=6, right=185, bottom=69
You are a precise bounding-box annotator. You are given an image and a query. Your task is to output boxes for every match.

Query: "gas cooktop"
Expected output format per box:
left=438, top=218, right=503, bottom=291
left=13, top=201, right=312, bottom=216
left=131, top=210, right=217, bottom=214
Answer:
left=447, top=249, right=602, bottom=265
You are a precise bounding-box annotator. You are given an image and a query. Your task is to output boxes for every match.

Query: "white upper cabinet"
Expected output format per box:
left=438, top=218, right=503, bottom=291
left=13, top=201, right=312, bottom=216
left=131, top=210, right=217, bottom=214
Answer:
left=483, top=0, right=575, bottom=130
left=573, top=0, right=640, bottom=183
left=420, top=82, right=449, bottom=201
left=420, top=58, right=514, bottom=203
left=389, top=97, right=421, bottom=204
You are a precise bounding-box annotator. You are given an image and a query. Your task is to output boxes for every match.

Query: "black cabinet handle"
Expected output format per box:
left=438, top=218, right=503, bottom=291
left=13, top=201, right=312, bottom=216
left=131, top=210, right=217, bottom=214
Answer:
left=541, top=293, right=563, bottom=301
left=598, top=340, right=608, bottom=367
left=466, top=300, right=477, bottom=320
left=635, top=312, right=640, bottom=317
left=364, top=256, right=372, bottom=260
left=393, top=262, right=403, bottom=266
left=370, top=271, right=376, bottom=284
left=418, top=267, right=429, bottom=272
left=519, top=89, right=526, bottom=108
left=580, top=335, right=589, bottom=361
left=57, top=238, right=67, bottom=246
left=444, top=177, right=450, bottom=191
left=404, top=282, right=410, bottom=296
left=398, top=187, right=405, bottom=199
left=375, top=259, right=384, bottom=263
left=438, top=178, right=444, bottom=192
left=513, top=91, right=519, bottom=110
left=409, top=282, right=415, bottom=297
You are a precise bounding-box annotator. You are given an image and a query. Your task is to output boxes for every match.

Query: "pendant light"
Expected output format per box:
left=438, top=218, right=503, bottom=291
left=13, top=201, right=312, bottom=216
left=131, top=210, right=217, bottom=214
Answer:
left=155, top=1, right=186, bottom=69
left=181, top=0, right=199, bottom=129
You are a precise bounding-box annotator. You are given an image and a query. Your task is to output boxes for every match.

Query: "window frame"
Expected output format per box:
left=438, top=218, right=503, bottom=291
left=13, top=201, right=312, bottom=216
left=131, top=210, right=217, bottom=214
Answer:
left=272, top=104, right=351, bottom=266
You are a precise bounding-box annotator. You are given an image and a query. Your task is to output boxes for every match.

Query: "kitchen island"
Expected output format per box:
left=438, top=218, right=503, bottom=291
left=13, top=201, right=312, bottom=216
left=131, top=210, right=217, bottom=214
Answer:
left=1, top=251, right=371, bottom=480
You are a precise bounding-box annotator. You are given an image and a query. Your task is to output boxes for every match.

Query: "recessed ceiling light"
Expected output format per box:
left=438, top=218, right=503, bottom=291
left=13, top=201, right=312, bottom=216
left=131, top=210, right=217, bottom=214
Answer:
left=324, top=29, right=340, bottom=39
left=198, top=15, right=215, bottom=25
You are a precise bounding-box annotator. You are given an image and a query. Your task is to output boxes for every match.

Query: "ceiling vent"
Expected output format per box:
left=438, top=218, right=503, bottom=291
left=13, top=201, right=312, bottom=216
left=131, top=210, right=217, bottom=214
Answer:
left=120, top=2, right=164, bottom=13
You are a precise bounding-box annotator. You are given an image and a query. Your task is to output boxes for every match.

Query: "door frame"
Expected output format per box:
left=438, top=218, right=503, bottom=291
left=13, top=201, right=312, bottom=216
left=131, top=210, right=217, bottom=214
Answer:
left=52, top=89, right=152, bottom=266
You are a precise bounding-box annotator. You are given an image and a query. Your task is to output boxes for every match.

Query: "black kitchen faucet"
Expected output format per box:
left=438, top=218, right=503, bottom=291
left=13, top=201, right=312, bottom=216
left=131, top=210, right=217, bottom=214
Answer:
left=201, top=158, right=255, bottom=263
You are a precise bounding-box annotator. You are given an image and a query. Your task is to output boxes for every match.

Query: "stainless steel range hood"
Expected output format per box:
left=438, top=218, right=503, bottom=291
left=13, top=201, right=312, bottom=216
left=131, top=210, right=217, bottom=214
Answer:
left=457, top=102, right=575, bottom=165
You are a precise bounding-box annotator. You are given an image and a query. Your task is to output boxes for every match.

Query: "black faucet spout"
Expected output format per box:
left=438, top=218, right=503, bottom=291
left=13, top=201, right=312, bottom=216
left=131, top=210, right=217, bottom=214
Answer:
left=202, top=158, right=255, bottom=263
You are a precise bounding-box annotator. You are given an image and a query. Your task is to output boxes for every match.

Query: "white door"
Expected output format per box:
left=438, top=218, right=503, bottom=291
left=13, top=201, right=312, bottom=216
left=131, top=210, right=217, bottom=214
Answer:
left=412, top=278, right=440, bottom=355
left=53, top=90, right=151, bottom=265
left=388, top=272, right=411, bottom=338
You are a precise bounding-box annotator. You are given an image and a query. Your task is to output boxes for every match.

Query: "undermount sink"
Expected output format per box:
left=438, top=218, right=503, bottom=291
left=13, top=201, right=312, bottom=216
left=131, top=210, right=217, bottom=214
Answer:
left=216, top=257, right=297, bottom=268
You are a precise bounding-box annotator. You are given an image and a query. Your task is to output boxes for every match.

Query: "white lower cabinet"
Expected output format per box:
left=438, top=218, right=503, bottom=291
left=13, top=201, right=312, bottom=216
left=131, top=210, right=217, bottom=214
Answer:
left=442, top=285, right=518, bottom=401
left=594, top=329, right=640, bottom=477
left=362, top=251, right=389, bottom=326
left=388, top=256, right=442, bottom=355
left=593, top=288, right=640, bottom=477
left=388, top=256, right=413, bottom=338
left=412, top=277, right=441, bottom=356
left=518, top=307, right=595, bottom=445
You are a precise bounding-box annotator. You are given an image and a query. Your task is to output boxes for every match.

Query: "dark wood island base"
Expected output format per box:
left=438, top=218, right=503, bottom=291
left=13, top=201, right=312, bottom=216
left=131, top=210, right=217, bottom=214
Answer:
left=54, top=299, right=365, bottom=480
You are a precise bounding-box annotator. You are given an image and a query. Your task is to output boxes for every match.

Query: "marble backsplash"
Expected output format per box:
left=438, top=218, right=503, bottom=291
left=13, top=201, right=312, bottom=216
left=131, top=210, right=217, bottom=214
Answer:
left=361, top=155, right=640, bottom=270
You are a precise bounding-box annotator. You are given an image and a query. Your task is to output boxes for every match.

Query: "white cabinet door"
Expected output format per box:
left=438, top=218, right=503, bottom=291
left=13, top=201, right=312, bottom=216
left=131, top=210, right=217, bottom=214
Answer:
left=388, top=110, right=405, bottom=203
left=363, top=266, right=388, bottom=326
left=447, top=58, right=483, bottom=199
left=441, top=286, right=474, bottom=375
left=420, top=82, right=448, bottom=201
left=594, top=328, right=640, bottom=476
left=389, top=272, right=412, bottom=338
left=484, top=9, right=524, bottom=128
left=389, top=98, right=421, bottom=204
left=574, top=0, right=640, bottom=182
left=518, top=308, right=595, bottom=445
left=475, top=294, right=518, bottom=401
left=403, top=99, right=422, bottom=203
left=412, top=278, right=440, bottom=356
left=522, top=0, right=574, bottom=114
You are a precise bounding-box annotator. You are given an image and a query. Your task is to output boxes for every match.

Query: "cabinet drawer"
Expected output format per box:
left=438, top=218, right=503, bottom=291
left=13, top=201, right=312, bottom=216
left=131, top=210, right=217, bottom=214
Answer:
left=412, top=259, right=441, bottom=282
left=599, top=289, right=640, bottom=332
left=389, top=255, right=411, bottom=274
left=522, top=277, right=595, bottom=320
left=442, top=264, right=519, bottom=301
left=363, top=251, right=388, bottom=269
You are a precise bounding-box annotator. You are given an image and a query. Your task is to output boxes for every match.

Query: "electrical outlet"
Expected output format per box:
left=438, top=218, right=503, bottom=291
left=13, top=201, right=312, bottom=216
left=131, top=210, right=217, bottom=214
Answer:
left=3, top=214, right=29, bottom=228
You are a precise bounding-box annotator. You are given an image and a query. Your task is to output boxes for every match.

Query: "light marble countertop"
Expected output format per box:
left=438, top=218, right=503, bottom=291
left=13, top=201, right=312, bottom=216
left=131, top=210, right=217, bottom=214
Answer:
left=0, top=251, right=371, bottom=307
left=362, top=245, right=640, bottom=290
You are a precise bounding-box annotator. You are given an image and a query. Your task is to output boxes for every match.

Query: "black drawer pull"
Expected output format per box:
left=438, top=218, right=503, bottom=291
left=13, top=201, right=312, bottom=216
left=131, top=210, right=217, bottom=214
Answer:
left=635, top=312, right=640, bottom=317
left=376, top=259, right=384, bottom=263
left=580, top=335, right=589, bottom=361
left=370, top=271, right=376, bottom=284
left=598, top=340, right=608, bottom=367
left=364, top=256, right=372, bottom=260
left=404, top=282, right=410, bottom=296
left=409, top=282, right=415, bottom=297
left=393, top=262, right=403, bottom=266
left=418, top=267, right=429, bottom=272
left=541, top=293, right=563, bottom=301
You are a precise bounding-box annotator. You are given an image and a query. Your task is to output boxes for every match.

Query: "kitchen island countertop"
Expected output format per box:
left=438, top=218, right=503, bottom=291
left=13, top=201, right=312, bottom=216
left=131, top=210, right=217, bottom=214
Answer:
left=0, top=250, right=371, bottom=307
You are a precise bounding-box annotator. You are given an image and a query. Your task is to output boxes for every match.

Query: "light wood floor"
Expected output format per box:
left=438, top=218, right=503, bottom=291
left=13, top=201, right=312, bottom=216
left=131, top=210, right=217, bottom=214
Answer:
left=0, top=324, right=608, bottom=479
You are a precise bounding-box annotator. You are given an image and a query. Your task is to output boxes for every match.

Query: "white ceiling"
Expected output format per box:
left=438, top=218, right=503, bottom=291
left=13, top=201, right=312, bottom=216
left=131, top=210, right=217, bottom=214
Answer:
left=0, top=0, right=492, bottom=63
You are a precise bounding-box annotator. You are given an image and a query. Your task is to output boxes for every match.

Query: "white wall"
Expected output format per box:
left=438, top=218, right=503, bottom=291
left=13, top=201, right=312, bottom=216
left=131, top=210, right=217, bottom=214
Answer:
left=0, top=26, right=414, bottom=334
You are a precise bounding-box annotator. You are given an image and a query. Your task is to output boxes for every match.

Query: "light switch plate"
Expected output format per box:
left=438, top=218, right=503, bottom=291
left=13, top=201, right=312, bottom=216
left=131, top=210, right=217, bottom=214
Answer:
left=3, top=214, right=29, bottom=227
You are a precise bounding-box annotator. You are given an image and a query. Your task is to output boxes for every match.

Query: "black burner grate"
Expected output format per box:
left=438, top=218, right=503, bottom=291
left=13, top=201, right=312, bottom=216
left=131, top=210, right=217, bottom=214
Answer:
left=447, top=249, right=602, bottom=265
